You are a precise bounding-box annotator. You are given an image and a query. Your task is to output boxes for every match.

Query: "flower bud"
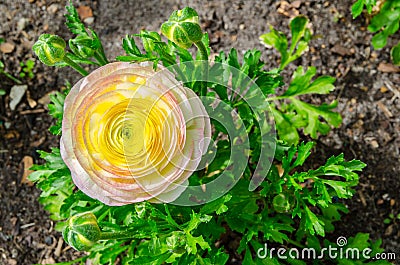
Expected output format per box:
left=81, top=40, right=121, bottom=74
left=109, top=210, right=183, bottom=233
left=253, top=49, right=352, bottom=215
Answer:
left=69, top=35, right=96, bottom=59
left=273, top=193, right=293, bottom=213
left=32, top=34, right=66, bottom=66
left=161, top=7, right=203, bottom=49
left=62, top=212, right=101, bottom=251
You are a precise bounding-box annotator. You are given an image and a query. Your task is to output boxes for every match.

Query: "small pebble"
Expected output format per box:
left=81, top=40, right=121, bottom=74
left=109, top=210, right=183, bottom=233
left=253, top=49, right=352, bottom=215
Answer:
left=17, top=18, right=28, bottom=32
left=369, top=140, right=379, bottom=149
left=0, top=42, right=15, bottom=53
left=9, top=85, right=28, bottom=111
left=47, top=3, right=59, bottom=14
left=84, top=17, right=94, bottom=24
left=44, top=236, right=53, bottom=245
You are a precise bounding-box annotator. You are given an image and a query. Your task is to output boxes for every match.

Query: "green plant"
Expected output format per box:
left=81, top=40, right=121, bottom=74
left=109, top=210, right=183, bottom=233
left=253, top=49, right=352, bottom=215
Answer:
left=351, top=0, right=377, bottom=18
left=19, top=59, right=35, bottom=79
left=260, top=16, right=341, bottom=145
left=351, top=0, right=400, bottom=65
left=383, top=212, right=400, bottom=225
left=30, top=3, right=393, bottom=265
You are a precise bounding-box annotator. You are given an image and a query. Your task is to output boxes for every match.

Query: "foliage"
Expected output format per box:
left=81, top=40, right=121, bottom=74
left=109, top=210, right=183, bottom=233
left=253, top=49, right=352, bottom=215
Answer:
left=351, top=0, right=377, bottom=18
left=260, top=16, right=341, bottom=145
left=19, top=59, right=35, bottom=79
left=351, top=0, right=400, bottom=65
left=30, top=3, right=393, bottom=265
left=260, top=16, right=311, bottom=70
left=64, top=1, right=108, bottom=66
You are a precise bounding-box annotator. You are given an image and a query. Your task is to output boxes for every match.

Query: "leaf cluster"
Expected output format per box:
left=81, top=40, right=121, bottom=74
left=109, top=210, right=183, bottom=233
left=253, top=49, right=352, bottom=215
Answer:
left=259, top=17, right=341, bottom=145
left=63, top=1, right=108, bottom=66
left=351, top=0, right=400, bottom=65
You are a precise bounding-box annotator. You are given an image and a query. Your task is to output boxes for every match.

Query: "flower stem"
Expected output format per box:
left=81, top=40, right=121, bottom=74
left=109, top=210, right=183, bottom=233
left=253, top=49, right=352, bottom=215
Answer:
left=94, top=52, right=108, bottom=66
left=194, top=41, right=208, bottom=97
left=99, top=230, right=145, bottom=241
left=63, top=54, right=89, bottom=76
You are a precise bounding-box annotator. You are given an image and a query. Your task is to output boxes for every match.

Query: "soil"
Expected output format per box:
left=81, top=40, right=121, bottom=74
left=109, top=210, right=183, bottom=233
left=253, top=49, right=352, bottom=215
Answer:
left=0, top=0, right=399, bottom=264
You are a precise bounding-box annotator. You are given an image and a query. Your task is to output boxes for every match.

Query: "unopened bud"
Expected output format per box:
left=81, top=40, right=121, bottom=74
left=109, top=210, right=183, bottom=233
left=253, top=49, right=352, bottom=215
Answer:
left=62, top=212, right=101, bottom=251
left=32, top=34, right=66, bottom=66
left=161, top=7, right=203, bottom=49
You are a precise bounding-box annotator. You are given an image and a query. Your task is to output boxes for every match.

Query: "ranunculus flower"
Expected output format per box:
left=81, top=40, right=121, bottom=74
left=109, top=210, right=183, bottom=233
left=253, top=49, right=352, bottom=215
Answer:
left=61, top=62, right=210, bottom=205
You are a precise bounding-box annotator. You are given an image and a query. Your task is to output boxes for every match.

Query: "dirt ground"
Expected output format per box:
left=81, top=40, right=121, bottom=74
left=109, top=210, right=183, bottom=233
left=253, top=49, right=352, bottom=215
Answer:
left=0, top=0, right=399, bottom=264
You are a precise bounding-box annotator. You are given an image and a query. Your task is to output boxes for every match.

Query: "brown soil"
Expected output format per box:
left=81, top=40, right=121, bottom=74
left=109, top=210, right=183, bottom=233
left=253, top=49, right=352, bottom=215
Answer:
left=0, top=0, right=399, bottom=264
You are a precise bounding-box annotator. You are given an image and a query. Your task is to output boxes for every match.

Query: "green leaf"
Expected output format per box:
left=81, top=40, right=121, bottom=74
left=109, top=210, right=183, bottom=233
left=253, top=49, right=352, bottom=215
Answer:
left=289, top=16, right=308, bottom=53
left=243, top=247, right=254, bottom=265
left=371, top=31, right=388, bottom=49
left=128, top=251, right=172, bottom=265
left=304, top=206, right=325, bottom=236
left=367, top=1, right=400, bottom=49
left=65, top=2, right=86, bottom=35
left=185, top=233, right=210, bottom=255
left=48, top=91, right=66, bottom=135
left=391, top=41, right=400, bottom=65
left=260, top=16, right=311, bottom=70
left=271, top=107, right=300, bottom=145
left=351, top=0, right=365, bottom=18
left=283, top=66, right=335, bottom=97
left=200, top=194, right=232, bottom=215
left=291, top=98, right=342, bottom=139
left=291, top=142, right=314, bottom=169
left=260, top=27, right=288, bottom=59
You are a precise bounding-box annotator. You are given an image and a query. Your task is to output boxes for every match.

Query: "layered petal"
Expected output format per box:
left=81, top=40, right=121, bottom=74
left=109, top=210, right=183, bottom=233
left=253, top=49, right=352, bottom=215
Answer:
left=61, top=62, right=210, bottom=205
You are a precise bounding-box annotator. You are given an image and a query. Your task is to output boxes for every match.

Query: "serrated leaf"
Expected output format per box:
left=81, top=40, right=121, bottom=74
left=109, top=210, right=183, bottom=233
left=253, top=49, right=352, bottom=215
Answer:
left=291, top=142, right=314, bottom=169
left=291, top=98, right=342, bottom=139
left=271, top=107, right=300, bottom=145
left=65, top=2, right=86, bottom=35
left=185, top=233, right=210, bottom=255
left=283, top=66, right=335, bottom=97
left=304, top=206, right=325, bottom=236
left=259, top=27, right=288, bottom=60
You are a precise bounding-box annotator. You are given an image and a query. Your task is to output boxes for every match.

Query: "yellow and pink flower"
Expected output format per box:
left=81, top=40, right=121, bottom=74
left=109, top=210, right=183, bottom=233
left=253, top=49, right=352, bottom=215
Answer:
left=61, top=62, right=210, bottom=205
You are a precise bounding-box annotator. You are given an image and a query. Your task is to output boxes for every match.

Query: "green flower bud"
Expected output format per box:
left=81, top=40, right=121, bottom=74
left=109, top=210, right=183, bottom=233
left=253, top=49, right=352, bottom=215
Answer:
left=69, top=35, right=96, bottom=59
left=62, top=212, right=101, bottom=251
left=273, top=193, right=293, bottom=213
left=161, top=7, right=203, bottom=49
left=32, top=34, right=66, bottom=66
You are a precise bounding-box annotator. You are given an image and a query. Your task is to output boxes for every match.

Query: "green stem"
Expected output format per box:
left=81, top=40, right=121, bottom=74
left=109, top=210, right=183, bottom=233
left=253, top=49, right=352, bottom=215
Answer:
left=63, top=54, right=89, bottom=76
left=194, top=41, right=208, bottom=97
left=97, top=44, right=109, bottom=64
left=94, top=51, right=108, bottom=66
left=194, top=41, right=208, bottom=62
left=1, top=71, right=22, bottom=84
left=99, top=230, right=146, bottom=241
left=98, top=222, right=171, bottom=241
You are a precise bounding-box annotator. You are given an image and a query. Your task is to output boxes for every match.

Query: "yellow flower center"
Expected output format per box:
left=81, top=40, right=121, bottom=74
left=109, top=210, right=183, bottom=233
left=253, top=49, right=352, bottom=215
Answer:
left=76, top=79, right=183, bottom=180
